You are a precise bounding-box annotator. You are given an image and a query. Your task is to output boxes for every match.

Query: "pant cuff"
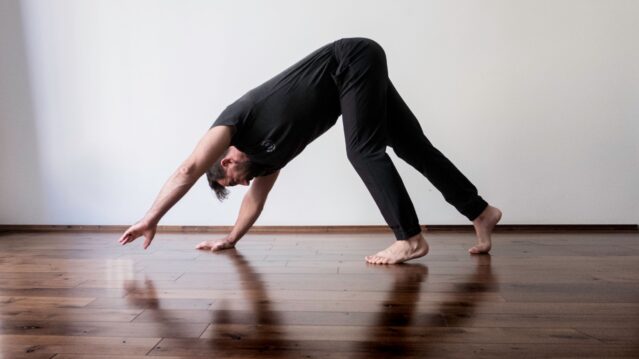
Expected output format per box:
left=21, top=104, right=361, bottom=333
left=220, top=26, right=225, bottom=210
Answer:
left=392, top=226, right=422, bottom=240
left=460, top=196, right=489, bottom=221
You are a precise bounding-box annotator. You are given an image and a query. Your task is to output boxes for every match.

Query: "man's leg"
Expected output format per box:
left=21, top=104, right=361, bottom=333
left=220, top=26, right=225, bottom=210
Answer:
left=385, top=80, right=502, bottom=253
left=334, top=38, right=428, bottom=264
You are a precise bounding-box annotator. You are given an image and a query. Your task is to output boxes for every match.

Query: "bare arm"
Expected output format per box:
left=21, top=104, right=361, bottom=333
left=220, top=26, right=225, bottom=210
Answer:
left=229, top=170, right=280, bottom=243
left=196, top=170, right=280, bottom=251
left=119, top=125, right=233, bottom=249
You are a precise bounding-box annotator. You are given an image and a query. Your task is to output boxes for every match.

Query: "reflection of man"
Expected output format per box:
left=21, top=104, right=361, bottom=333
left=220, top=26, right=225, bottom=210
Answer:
left=357, top=264, right=428, bottom=357
left=119, top=38, right=502, bottom=264
left=206, top=250, right=289, bottom=355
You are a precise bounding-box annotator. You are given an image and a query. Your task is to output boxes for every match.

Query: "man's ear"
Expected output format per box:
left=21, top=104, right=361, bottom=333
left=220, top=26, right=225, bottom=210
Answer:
left=221, top=158, right=232, bottom=168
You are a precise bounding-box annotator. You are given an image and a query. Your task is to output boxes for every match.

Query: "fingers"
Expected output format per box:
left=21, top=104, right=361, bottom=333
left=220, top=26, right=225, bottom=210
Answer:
left=119, top=229, right=136, bottom=245
left=212, top=241, right=234, bottom=251
left=196, top=241, right=212, bottom=250
left=211, top=245, right=224, bottom=252
left=195, top=240, right=234, bottom=252
left=119, top=225, right=144, bottom=246
left=119, top=222, right=155, bottom=248
left=143, top=233, right=154, bottom=250
left=118, top=230, right=129, bottom=244
left=210, top=241, right=229, bottom=251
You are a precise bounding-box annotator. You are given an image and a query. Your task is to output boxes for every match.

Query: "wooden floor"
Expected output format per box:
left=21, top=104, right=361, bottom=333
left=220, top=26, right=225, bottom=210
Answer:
left=0, top=231, right=638, bottom=358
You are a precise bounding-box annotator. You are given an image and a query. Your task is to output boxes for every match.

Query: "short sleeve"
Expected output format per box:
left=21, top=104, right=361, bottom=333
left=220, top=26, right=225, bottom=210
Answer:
left=210, top=98, right=253, bottom=139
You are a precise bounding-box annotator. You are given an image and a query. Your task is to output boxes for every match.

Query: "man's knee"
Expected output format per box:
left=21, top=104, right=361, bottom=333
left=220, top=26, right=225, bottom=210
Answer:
left=346, top=146, right=385, bottom=168
left=340, top=37, right=386, bottom=61
left=349, top=37, right=383, bottom=50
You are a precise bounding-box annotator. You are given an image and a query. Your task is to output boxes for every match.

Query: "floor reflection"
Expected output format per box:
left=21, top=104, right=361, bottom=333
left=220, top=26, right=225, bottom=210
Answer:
left=123, top=277, right=160, bottom=310
left=355, top=263, right=429, bottom=358
left=123, top=276, right=195, bottom=339
left=122, top=251, right=496, bottom=357
left=123, top=275, right=212, bottom=339
left=106, top=258, right=135, bottom=281
left=357, top=255, right=496, bottom=358
left=207, top=249, right=291, bottom=356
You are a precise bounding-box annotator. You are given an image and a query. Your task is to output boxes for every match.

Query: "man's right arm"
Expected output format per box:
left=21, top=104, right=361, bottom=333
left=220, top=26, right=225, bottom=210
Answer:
left=119, top=125, right=232, bottom=249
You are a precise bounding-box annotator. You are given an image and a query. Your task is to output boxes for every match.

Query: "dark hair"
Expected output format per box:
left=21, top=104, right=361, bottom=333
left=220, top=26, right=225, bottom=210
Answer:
left=205, top=148, right=230, bottom=201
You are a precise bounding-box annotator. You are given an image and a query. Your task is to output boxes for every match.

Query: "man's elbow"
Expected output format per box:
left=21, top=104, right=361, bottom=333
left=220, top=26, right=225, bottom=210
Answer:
left=177, top=163, right=201, bottom=181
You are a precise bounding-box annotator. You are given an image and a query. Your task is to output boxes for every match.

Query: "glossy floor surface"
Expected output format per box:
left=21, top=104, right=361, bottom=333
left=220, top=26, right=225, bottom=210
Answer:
left=0, top=231, right=638, bottom=358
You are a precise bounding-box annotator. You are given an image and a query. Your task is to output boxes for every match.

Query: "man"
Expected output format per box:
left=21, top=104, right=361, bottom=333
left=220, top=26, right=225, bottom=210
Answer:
left=119, top=38, right=502, bottom=264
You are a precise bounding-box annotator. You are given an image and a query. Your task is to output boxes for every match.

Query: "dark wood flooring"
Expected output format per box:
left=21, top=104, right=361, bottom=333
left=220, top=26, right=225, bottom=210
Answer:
left=0, top=231, right=638, bottom=358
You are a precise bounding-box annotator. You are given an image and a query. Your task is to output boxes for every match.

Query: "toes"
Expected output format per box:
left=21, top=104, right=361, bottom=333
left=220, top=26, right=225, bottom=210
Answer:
left=365, top=255, right=392, bottom=265
left=468, top=246, right=482, bottom=254
left=366, top=255, right=382, bottom=264
left=468, top=245, right=490, bottom=254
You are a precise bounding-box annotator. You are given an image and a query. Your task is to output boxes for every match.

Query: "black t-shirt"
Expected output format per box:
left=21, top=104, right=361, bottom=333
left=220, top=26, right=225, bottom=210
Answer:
left=211, top=40, right=341, bottom=177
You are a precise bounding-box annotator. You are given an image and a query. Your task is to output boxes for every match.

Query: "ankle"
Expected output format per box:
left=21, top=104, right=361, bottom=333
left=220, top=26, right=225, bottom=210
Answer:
left=473, top=205, right=496, bottom=225
left=406, top=234, right=425, bottom=248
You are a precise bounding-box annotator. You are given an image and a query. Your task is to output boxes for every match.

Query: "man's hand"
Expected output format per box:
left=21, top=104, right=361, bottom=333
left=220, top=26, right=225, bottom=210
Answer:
left=119, top=220, right=157, bottom=249
left=195, top=236, right=236, bottom=252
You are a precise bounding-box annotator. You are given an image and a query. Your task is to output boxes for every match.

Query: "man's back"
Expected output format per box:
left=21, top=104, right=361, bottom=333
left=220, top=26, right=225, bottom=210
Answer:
left=212, top=40, right=342, bottom=176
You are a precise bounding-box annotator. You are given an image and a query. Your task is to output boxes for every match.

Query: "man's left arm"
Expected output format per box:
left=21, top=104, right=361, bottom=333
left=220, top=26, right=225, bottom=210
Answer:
left=226, top=170, right=280, bottom=245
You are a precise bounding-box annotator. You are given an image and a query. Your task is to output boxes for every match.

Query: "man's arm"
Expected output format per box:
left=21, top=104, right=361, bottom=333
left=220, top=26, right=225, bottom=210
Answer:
left=229, top=170, right=280, bottom=242
left=119, top=125, right=233, bottom=249
left=196, top=170, right=280, bottom=251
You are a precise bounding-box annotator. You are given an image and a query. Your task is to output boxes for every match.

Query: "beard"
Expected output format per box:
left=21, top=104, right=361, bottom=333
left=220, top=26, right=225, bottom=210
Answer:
left=235, top=159, right=257, bottom=181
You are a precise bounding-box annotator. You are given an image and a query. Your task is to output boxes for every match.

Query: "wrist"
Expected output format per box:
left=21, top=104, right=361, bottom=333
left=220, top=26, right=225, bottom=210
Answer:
left=227, top=233, right=241, bottom=244
left=141, top=216, right=159, bottom=227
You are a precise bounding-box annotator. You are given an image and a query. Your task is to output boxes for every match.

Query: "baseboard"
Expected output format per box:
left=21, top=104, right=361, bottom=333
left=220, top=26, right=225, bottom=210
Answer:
left=0, top=224, right=637, bottom=234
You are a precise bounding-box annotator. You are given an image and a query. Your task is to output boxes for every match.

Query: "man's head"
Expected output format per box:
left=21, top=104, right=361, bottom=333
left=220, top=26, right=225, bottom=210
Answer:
left=206, top=146, right=255, bottom=201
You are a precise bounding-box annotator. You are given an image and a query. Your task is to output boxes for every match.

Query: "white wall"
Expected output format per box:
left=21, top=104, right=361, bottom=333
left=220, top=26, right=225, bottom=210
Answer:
left=1, top=0, right=637, bottom=226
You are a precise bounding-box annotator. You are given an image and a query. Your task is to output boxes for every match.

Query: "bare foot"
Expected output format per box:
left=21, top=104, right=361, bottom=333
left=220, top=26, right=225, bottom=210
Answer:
left=469, top=205, right=502, bottom=254
left=365, top=233, right=429, bottom=265
left=196, top=238, right=236, bottom=251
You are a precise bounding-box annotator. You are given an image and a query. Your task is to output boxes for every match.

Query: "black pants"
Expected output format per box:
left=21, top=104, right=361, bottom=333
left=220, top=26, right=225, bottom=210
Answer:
left=332, top=38, right=488, bottom=240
